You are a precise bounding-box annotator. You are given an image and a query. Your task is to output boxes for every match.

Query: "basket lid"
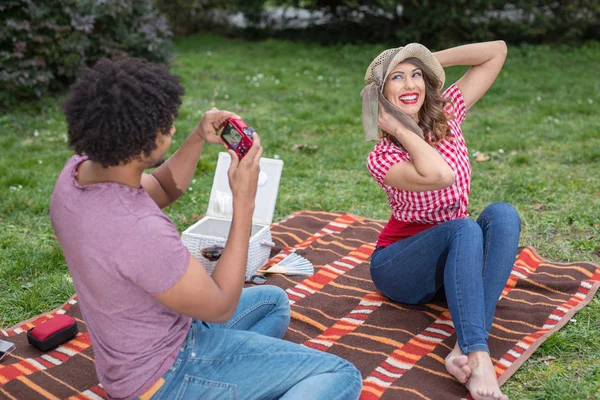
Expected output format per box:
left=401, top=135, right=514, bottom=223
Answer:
left=206, top=152, right=284, bottom=225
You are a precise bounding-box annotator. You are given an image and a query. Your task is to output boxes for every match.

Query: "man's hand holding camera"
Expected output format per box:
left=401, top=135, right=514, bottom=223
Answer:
left=194, top=106, right=263, bottom=211
left=194, top=107, right=241, bottom=144
left=228, top=133, right=263, bottom=213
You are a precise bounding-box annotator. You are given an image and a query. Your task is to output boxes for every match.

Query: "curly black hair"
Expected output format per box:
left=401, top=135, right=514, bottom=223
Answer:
left=63, top=58, right=185, bottom=167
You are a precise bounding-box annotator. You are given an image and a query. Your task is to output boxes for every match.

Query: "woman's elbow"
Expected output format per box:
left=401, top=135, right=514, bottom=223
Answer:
left=496, top=40, right=508, bottom=57
left=436, top=170, right=455, bottom=189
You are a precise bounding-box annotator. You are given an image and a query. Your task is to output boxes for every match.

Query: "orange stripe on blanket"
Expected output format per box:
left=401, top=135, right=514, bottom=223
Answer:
left=272, top=224, right=313, bottom=236
left=333, top=342, right=390, bottom=358
left=276, top=232, right=305, bottom=244
left=327, top=281, right=373, bottom=294
left=65, top=394, right=88, bottom=400
left=305, top=293, right=384, bottom=351
left=539, top=263, right=594, bottom=278
left=0, top=387, right=18, bottom=400
left=13, top=363, right=35, bottom=375
left=348, top=332, right=404, bottom=348
left=16, top=376, right=61, bottom=400
left=315, top=238, right=358, bottom=251
left=290, top=311, right=327, bottom=331
left=385, top=386, right=432, bottom=400
left=520, top=247, right=543, bottom=265
left=360, top=382, right=385, bottom=399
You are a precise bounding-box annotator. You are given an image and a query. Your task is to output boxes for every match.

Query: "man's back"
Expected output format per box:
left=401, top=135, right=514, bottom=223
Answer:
left=50, top=155, right=191, bottom=400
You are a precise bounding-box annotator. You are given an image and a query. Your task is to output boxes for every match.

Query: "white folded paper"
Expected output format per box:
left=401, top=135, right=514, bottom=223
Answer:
left=259, top=253, right=314, bottom=276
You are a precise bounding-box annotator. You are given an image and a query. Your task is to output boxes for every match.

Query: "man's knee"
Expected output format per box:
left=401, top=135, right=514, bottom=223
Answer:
left=335, top=358, right=363, bottom=399
left=263, top=285, right=291, bottom=318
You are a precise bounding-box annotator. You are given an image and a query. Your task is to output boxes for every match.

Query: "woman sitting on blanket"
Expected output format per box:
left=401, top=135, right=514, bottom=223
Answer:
left=363, top=41, right=520, bottom=400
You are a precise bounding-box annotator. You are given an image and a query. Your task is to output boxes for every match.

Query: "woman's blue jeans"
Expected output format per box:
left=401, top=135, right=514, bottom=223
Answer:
left=370, top=202, right=521, bottom=354
left=149, top=285, right=362, bottom=400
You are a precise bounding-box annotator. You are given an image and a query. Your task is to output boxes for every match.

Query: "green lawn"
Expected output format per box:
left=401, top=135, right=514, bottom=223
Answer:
left=1, top=33, right=599, bottom=398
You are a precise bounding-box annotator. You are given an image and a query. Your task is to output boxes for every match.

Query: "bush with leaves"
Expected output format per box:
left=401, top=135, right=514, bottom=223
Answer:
left=152, top=0, right=265, bottom=36
left=156, top=0, right=598, bottom=48
left=0, top=0, right=172, bottom=106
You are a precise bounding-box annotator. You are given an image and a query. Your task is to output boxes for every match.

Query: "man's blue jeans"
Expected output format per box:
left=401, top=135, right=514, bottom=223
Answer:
left=150, top=285, right=362, bottom=400
left=370, top=202, right=521, bottom=354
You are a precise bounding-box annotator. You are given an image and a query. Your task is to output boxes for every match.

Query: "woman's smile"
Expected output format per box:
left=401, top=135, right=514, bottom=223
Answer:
left=399, top=92, right=420, bottom=105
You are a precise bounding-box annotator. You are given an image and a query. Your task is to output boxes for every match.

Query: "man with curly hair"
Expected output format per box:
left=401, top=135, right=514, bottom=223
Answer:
left=50, top=58, right=362, bottom=400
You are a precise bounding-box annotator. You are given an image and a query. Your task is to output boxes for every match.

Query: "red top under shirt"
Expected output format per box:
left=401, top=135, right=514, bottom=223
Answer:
left=366, top=84, right=471, bottom=247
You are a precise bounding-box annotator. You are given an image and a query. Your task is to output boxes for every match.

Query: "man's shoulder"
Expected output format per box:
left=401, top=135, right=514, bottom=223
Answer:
left=130, top=211, right=176, bottom=234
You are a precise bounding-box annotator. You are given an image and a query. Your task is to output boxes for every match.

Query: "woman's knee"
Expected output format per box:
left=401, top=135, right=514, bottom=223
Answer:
left=480, top=202, right=521, bottom=232
left=448, top=218, right=483, bottom=242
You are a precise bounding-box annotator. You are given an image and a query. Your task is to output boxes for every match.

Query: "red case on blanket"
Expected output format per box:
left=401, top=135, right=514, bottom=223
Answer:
left=27, top=315, right=78, bottom=352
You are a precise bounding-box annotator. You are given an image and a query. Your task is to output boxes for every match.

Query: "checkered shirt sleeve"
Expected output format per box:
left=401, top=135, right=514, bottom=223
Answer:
left=443, top=84, right=467, bottom=126
left=366, top=139, right=411, bottom=187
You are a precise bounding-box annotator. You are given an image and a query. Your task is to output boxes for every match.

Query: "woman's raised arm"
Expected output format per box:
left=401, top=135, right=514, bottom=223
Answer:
left=433, top=41, right=507, bottom=111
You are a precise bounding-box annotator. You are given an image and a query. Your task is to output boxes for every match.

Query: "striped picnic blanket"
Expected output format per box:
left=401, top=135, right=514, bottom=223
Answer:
left=1, top=210, right=599, bottom=399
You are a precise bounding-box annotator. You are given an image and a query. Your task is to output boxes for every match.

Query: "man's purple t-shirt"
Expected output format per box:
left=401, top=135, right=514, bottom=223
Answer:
left=50, top=155, right=192, bottom=400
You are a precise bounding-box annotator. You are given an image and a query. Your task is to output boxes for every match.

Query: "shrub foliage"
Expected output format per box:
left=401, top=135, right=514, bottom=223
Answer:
left=0, top=0, right=172, bottom=105
left=154, top=0, right=599, bottom=47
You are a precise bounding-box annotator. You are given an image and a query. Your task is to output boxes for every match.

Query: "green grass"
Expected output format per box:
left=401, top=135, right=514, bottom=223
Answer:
left=1, top=34, right=599, bottom=398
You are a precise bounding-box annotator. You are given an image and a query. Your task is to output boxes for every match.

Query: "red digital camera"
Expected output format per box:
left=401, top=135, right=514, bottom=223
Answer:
left=220, top=118, right=255, bottom=159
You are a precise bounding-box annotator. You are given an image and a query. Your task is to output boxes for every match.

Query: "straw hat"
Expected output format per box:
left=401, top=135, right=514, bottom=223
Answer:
left=360, top=43, right=445, bottom=141
left=364, top=43, right=445, bottom=88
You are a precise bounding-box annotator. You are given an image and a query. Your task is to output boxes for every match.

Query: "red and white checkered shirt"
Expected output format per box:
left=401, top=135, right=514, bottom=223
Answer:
left=367, top=84, right=470, bottom=226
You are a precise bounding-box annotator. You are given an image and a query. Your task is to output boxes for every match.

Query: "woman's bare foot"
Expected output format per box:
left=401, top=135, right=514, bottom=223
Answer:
left=445, top=342, right=471, bottom=383
left=466, top=351, right=508, bottom=400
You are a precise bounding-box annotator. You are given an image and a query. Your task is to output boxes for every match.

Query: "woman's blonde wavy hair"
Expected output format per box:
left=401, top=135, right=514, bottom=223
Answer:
left=382, top=57, right=453, bottom=146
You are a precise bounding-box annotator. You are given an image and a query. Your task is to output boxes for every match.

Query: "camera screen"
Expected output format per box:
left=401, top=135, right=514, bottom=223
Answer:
left=222, top=123, right=242, bottom=150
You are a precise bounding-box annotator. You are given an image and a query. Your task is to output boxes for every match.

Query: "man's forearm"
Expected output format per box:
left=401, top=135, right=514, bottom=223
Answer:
left=152, top=131, right=205, bottom=205
left=210, top=205, right=255, bottom=307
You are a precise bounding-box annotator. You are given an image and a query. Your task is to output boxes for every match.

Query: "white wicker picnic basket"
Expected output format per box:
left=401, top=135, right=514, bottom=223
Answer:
left=181, top=152, right=284, bottom=280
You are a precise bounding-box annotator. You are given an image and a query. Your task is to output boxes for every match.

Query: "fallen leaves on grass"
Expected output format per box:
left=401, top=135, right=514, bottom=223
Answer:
left=538, top=356, right=557, bottom=365
left=291, top=144, right=319, bottom=151
left=529, top=355, right=557, bottom=366
left=192, top=214, right=204, bottom=221
left=475, top=152, right=491, bottom=162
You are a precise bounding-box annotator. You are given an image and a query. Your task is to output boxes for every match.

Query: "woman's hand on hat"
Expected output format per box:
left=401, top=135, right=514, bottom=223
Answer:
left=194, top=107, right=241, bottom=145
left=377, top=104, right=412, bottom=139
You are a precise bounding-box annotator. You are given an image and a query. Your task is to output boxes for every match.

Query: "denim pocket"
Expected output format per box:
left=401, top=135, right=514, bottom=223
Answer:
left=175, top=376, right=237, bottom=400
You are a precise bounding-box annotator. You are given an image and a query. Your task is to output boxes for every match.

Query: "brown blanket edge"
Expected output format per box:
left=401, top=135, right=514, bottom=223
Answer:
left=498, top=246, right=600, bottom=385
